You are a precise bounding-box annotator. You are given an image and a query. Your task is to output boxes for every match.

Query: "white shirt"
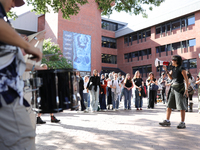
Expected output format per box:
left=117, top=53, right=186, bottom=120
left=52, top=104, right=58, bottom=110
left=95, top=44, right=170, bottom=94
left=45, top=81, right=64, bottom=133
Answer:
left=83, top=81, right=88, bottom=93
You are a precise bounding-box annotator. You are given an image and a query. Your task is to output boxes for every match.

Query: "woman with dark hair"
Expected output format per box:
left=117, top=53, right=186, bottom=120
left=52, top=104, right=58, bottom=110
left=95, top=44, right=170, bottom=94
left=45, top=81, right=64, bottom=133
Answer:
left=87, top=70, right=102, bottom=112
left=186, top=70, right=195, bottom=112
left=123, top=73, right=134, bottom=110
left=146, top=72, right=157, bottom=109
left=106, top=73, right=113, bottom=109
left=159, top=55, right=189, bottom=129
left=133, top=70, right=144, bottom=110
left=99, top=74, right=107, bottom=111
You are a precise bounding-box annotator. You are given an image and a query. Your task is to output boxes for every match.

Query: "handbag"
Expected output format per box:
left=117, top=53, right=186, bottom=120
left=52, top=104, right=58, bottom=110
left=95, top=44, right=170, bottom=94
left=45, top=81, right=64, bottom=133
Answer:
left=150, top=83, right=159, bottom=91
left=141, top=86, right=147, bottom=97
left=188, top=86, right=194, bottom=95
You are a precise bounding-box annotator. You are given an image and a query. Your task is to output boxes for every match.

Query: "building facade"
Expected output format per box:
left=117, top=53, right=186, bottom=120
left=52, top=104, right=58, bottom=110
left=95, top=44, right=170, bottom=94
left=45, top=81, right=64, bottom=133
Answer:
left=11, top=0, right=200, bottom=79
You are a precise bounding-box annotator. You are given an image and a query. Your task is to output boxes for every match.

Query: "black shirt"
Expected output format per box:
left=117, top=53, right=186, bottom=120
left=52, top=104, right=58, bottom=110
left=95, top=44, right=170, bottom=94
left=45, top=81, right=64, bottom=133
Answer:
left=133, top=78, right=143, bottom=87
left=147, top=78, right=156, bottom=83
left=125, top=80, right=133, bottom=88
left=172, top=66, right=185, bottom=83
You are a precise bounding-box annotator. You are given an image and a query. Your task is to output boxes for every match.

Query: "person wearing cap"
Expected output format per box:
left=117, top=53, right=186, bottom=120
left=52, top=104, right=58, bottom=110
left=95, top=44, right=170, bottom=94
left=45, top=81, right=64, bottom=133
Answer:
left=159, top=55, right=189, bottom=129
left=158, top=72, right=168, bottom=104
left=0, top=0, right=42, bottom=149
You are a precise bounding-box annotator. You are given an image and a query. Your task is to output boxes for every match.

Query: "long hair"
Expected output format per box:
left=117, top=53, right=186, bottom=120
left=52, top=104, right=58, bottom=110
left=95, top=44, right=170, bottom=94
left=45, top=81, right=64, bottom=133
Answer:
left=108, top=73, right=112, bottom=79
left=124, top=73, right=131, bottom=84
left=133, top=70, right=141, bottom=79
left=172, top=55, right=182, bottom=66
left=186, top=70, right=192, bottom=80
left=147, top=72, right=154, bottom=80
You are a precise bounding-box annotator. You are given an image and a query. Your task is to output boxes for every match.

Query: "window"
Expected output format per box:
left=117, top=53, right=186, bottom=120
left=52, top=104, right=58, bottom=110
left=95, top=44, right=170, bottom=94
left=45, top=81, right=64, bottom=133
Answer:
left=167, top=23, right=170, bottom=31
left=172, top=42, right=181, bottom=50
left=102, top=54, right=117, bottom=64
left=102, top=37, right=116, bottom=49
left=146, top=30, right=151, bottom=37
left=182, top=41, right=187, bottom=48
left=160, top=46, right=166, bottom=52
left=142, top=32, right=145, bottom=38
left=124, top=54, right=128, bottom=59
left=101, top=20, right=125, bottom=31
left=187, top=15, right=195, bottom=26
left=182, top=59, right=197, bottom=69
left=132, top=34, right=137, bottom=41
left=189, top=39, right=196, bottom=47
left=132, top=65, right=152, bottom=77
left=167, top=44, right=171, bottom=51
left=156, top=47, right=159, bottom=53
left=162, top=25, right=166, bottom=32
left=181, top=19, right=186, bottom=27
left=172, top=20, right=180, bottom=30
left=138, top=32, right=141, bottom=40
left=189, top=59, right=197, bottom=68
left=156, top=26, right=161, bottom=34
left=124, top=36, right=128, bottom=44
left=142, top=49, right=147, bottom=56
left=147, top=49, right=151, bottom=55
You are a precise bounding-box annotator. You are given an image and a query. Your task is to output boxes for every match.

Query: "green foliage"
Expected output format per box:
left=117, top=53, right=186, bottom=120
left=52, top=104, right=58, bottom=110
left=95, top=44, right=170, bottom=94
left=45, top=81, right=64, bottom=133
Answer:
left=7, top=11, right=18, bottom=20
left=97, top=0, right=165, bottom=18
left=42, top=39, right=72, bottom=69
left=26, top=0, right=88, bottom=19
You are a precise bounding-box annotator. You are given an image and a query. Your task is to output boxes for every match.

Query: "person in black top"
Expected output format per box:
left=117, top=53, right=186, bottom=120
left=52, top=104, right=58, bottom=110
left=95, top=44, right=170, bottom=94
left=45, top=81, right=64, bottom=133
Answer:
left=76, top=71, right=86, bottom=111
left=133, top=71, right=144, bottom=110
left=146, top=72, right=157, bottom=109
left=87, top=69, right=102, bottom=112
left=123, top=73, right=134, bottom=110
left=159, top=55, right=189, bottom=129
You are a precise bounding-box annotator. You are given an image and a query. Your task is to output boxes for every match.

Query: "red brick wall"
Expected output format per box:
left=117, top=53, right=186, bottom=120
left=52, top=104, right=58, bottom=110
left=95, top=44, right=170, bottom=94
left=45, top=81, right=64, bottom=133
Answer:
left=37, top=15, right=45, bottom=32
left=117, top=11, right=200, bottom=79
left=57, top=0, right=101, bottom=73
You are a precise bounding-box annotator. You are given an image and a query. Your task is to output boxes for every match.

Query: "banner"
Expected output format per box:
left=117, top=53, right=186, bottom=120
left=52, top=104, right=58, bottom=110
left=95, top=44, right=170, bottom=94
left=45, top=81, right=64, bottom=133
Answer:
left=63, top=31, right=91, bottom=72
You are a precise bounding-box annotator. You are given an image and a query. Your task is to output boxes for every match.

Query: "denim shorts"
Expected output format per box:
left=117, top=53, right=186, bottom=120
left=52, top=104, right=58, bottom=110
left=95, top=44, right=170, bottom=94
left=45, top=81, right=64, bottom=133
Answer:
left=167, top=87, right=187, bottom=110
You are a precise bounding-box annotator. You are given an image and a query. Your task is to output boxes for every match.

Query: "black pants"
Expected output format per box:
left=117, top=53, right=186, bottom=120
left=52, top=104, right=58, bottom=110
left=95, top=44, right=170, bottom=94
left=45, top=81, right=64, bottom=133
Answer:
left=148, top=90, right=157, bottom=108
left=80, top=90, right=86, bottom=111
left=161, top=87, right=166, bottom=103
left=186, top=94, right=193, bottom=108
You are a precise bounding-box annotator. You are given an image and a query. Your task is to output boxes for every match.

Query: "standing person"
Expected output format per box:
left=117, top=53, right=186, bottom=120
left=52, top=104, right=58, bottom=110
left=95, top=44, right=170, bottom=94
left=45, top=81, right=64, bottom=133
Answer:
left=186, top=70, right=195, bottom=112
left=106, top=73, right=112, bottom=109
left=123, top=73, right=134, bottom=110
left=165, top=71, right=173, bottom=103
left=111, top=73, right=121, bottom=110
left=196, top=75, right=200, bottom=113
left=120, top=75, right=125, bottom=101
left=36, top=64, right=60, bottom=124
left=87, top=69, right=102, bottom=112
left=133, top=71, right=144, bottom=110
left=158, top=72, right=168, bottom=104
left=76, top=71, right=86, bottom=111
left=99, top=74, right=107, bottom=111
left=159, top=55, right=189, bottom=129
left=146, top=72, right=158, bottom=109
left=83, top=75, right=90, bottom=111
left=0, top=0, right=42, bottom=149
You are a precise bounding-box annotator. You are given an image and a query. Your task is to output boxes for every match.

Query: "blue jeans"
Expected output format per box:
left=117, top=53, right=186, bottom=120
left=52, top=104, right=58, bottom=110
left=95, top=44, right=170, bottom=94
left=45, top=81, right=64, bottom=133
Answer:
left=124, top=88, right=132, bottom=109
left=99, top=93, right=106, bottom=110
left=135, top=89, right=143, bottom=108
left=120, top=88, right=124, bottom=101
left=111, top=92, right=120, bottom=109
left=83, top=93, right=90, bottom=108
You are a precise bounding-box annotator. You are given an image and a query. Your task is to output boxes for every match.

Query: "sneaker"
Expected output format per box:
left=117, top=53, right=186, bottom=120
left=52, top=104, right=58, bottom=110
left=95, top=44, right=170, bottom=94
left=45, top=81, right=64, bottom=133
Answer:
left=137, top=108, right=139, bottom=110
left=140, top=108, right=142, bottom=110
left=128, top=108, right=131, bottom=110
left=124, top=108, right=127, bottom=110
left=159, top=120, right=171, bottom=127
left=51, top=116, right=60, bottom=123
left=177, top=122, right=186, bottom=129
left=37, top=117, right=46, bottom=124
left=113, top=109, right=116, bottom=111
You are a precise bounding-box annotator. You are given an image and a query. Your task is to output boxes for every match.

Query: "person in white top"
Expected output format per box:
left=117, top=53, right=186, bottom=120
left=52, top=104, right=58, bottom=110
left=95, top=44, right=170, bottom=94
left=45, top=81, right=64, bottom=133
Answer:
left=83, top=76, right=90, bottom=111
left=106, top=73, right=112, bottom=109
left=111, top=73, right=121, bottom=110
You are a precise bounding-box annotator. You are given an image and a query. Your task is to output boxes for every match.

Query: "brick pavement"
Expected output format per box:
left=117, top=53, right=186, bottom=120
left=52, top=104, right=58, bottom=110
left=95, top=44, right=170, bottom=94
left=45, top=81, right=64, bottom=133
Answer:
left=36, top=97, right=200, bottom=150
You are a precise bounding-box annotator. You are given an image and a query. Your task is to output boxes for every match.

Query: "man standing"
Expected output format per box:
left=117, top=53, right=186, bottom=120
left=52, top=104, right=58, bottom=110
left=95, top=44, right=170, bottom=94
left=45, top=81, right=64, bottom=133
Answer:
left=0, top=0, right=42, bottom=149
left=158, top=72, right=167, bottom=104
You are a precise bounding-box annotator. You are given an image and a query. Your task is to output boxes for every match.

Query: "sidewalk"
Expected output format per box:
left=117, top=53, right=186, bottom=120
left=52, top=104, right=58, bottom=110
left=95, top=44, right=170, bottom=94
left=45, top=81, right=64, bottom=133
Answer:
left=36, top=97, right=200, bottom=150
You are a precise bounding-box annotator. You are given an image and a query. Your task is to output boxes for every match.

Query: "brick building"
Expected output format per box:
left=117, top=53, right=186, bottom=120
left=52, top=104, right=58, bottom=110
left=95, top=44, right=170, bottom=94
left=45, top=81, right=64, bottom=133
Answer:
left=11, top=0, right=200, bottom=79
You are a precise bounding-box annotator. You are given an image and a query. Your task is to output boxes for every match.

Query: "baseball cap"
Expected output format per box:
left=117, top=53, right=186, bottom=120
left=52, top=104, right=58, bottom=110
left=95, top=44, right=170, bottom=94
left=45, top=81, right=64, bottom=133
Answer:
left=15, top=0, right=25, bottom=7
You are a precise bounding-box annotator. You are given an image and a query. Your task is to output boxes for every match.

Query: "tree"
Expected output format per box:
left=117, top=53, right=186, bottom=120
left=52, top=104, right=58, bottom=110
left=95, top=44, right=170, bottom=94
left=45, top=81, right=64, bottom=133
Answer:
left=42, top=39, right=72, bottom=69
left=25, top=0, right=164, bottom=19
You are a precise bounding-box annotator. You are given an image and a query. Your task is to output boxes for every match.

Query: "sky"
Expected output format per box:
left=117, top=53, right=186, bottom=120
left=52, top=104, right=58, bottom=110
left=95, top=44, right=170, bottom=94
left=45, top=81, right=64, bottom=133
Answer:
left=12, top=0, right=199, bottom=26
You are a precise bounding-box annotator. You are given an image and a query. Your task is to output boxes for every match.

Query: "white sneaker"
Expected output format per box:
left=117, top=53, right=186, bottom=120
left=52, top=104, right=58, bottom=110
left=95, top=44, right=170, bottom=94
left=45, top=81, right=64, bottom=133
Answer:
left=113, top=109, right=116, bottom=111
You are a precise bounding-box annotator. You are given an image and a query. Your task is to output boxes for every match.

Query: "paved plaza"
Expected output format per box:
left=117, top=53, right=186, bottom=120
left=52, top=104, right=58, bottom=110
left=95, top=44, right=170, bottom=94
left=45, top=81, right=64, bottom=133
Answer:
left=36, top=97, right=200, bottom=150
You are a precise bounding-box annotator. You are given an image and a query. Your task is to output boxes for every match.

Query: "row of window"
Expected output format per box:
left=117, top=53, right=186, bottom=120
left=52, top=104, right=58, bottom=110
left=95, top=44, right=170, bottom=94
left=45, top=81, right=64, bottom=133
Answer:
left=101, top=20, right=125, bottom=31
left=102, top=36, right=117, bottom=49
left=124, top=28, right=151, bottom=44
left=124, top=48, right=152, bottom=62
left=156, top=39, right=196, bottom=53
left=102, top=54, right=117, bottom=64
left=132, top=65, right=152, bottom=78
left=157, top=58, right=197, bottom=72
left=156, top=15, right=195, bottom=34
